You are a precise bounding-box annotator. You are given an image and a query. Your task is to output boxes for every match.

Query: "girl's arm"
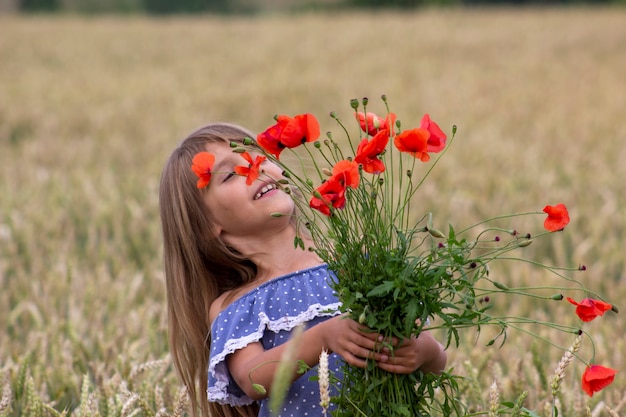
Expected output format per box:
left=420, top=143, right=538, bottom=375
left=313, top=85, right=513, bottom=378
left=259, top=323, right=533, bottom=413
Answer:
left=226, top=314, right=384, bottom=400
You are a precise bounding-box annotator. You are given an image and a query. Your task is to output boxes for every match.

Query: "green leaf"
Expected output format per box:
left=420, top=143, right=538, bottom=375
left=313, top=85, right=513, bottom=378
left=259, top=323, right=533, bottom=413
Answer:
left=366, top=280, right=396, bottom=297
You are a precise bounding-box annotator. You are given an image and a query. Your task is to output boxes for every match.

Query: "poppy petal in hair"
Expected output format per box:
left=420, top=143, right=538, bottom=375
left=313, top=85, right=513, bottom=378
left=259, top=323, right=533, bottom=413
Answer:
left=191, top=152, right=216, bottom=189
left=234, top=152, right=267, bottom=185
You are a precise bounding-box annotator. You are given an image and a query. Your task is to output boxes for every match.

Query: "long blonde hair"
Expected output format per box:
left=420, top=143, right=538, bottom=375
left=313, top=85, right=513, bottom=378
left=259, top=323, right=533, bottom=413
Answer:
left=159, top=124, right=260, bottom=417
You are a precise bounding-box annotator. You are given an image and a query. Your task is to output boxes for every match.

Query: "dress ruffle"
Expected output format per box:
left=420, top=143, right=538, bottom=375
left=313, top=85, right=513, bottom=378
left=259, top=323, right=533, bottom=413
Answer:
left=207, top=264, right=341, bottom=406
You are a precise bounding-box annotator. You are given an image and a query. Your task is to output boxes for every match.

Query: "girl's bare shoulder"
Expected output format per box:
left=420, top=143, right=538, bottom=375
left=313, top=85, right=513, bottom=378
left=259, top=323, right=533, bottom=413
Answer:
left=209, top=284, right=255, bottom=324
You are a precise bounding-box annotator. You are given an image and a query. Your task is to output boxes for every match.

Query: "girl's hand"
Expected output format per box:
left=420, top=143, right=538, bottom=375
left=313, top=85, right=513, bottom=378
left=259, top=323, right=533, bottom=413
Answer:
left=321, top=314, right=386, bottom=368
left=375, top=331, right=447, bottom=375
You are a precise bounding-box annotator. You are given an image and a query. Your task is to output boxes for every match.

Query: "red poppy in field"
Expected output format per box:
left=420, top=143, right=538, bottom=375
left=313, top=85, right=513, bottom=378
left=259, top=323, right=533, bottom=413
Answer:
left=543, top=204, right=570, bottom=231
left=394, top=128, right=431, bottom=162
left=566, top=297, right=612, bottom=322
left=257, top=113, right=320, bottom=159
left=420, top=114, right=447, bottom=153
left=309, top=177, right=347, bottom=216
left=581, top=365, right=617, bottom=397
left=354, top=129, right=389, bottom=174
left=234, top=152, right=266, bottom=185
left=331, top=159, right=360, bottom=189
left=356, top=112, right=397, bottom=136
left=191, top=151, right=215, bottom=189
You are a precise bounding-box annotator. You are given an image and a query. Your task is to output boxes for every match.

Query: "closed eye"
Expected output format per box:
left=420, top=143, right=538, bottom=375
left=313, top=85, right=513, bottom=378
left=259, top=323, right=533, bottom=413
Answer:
left=222, top=172, right=236, bottom=182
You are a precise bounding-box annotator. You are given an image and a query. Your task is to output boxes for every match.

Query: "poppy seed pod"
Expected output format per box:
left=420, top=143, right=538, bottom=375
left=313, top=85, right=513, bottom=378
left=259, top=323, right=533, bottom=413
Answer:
left=518, top=239, right=533, bottom=247
left=350, top=99, right=359, bottom=109
left=362, top=97, right=369, bottom=106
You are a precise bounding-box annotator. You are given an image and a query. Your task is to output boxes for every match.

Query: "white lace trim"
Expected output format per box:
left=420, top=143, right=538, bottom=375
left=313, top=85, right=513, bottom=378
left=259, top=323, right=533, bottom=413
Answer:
left=207, top=301, right=342, bottom=405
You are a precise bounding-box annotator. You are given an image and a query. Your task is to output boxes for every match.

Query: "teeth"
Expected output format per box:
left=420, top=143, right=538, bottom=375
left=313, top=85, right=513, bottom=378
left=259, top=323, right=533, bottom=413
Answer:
left=254, top=183, right=277, bottom=200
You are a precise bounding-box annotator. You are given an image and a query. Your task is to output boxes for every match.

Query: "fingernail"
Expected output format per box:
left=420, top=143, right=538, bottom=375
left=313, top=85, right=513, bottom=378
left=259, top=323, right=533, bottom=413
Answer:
left=380, top=355, right=388, bottom=362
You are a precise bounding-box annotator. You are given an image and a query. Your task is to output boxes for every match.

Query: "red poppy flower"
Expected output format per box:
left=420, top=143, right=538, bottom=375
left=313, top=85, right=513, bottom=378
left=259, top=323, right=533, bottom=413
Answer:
left=394, top=128, right=431, bottom=162
left=354, top=129, right=389, bottom=174
left=331, top=159, right=360, bottom=189
left=356, top=112, right=397, bottom=136
left=543, top=204, right=570, bottom=231
left=191, top=151, right=215, bottom=189
left=566, top=297, right=612, bottom=322
left=309, top=177, right=347, bottom=216
left=234, top=152, right=266, bottom=185
left=581, top=365, right=617, bottom=397
left=420, top=114, right=447, bottom=153
left=257, top=113, right=320, bottom=159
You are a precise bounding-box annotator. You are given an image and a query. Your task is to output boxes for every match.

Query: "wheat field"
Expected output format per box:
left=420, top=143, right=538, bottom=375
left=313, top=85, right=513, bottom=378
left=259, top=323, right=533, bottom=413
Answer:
left=1, top=7, right=625, bottom=416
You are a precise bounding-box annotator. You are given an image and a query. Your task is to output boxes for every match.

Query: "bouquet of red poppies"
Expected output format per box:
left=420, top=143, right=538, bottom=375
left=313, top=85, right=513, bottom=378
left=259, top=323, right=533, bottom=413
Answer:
left=192, top=96, right=617, bottom=416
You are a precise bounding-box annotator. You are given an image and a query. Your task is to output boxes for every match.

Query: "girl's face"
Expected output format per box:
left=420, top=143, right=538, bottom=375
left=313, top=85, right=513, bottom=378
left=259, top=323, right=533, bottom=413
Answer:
left=202, top=141, right=295, bottom=243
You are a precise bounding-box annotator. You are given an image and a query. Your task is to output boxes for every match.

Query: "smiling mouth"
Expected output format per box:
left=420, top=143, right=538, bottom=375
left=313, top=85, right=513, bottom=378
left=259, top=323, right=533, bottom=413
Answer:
left=254, top=183, right=278, bottom=200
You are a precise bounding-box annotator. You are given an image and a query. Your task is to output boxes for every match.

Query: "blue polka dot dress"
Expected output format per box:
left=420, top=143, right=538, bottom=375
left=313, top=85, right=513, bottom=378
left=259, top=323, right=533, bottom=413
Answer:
left=207, top=264, right=344, bottom=416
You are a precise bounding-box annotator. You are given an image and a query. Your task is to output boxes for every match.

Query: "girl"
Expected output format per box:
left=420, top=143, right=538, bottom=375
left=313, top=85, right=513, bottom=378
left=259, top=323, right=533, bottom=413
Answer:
left=159, top=123, right=447, bottom=417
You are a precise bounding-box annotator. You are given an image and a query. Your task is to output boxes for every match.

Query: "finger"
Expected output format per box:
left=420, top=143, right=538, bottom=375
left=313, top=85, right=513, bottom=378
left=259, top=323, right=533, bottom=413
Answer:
left=376, top=361, right=413, bottom=375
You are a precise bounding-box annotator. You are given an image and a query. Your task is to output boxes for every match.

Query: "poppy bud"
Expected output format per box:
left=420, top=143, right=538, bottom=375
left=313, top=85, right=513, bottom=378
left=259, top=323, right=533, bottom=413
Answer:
left=406, top=170, right=412, bottom=178
left=330, top=111, right=338, bottom=119
left=243, top=137, right=254, bottom=146
left=322, top=168, right=332, bottom=177
left=362, top=97, right=369, bottom=106
left=381, top=94, right=387, bottom=103
left=232, top=148, right=246, bottom=154
left=306, top=179, right=314, bottom=187
left=518, top=239, right=532, bottom=247
left=486, top=339, right=495, bottom=346
left=252, top=384, right=267, bottom=395
left=271, top=212, right=285, bottom=217
left=378, top=178, right=384, bottom=186
left=314, top=141, right=321, bottom=149
left=350, top=99, right=359, bottom=110
left=277, top=179, right=289, bottom=184
left=551, top=293, right=564, bottom=300
left=612, top=305, right=619, bottom=314
left=358, top=311, right=366, bottom=324
left=579, top=265, right=587, bottom=271
left=493, top=281, right=510, bottom=291
left=370, top=191, right=378, bottom=199
left=428, top=228, right=446, bottom=239
left=229, top=141, right=238, bottom=148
